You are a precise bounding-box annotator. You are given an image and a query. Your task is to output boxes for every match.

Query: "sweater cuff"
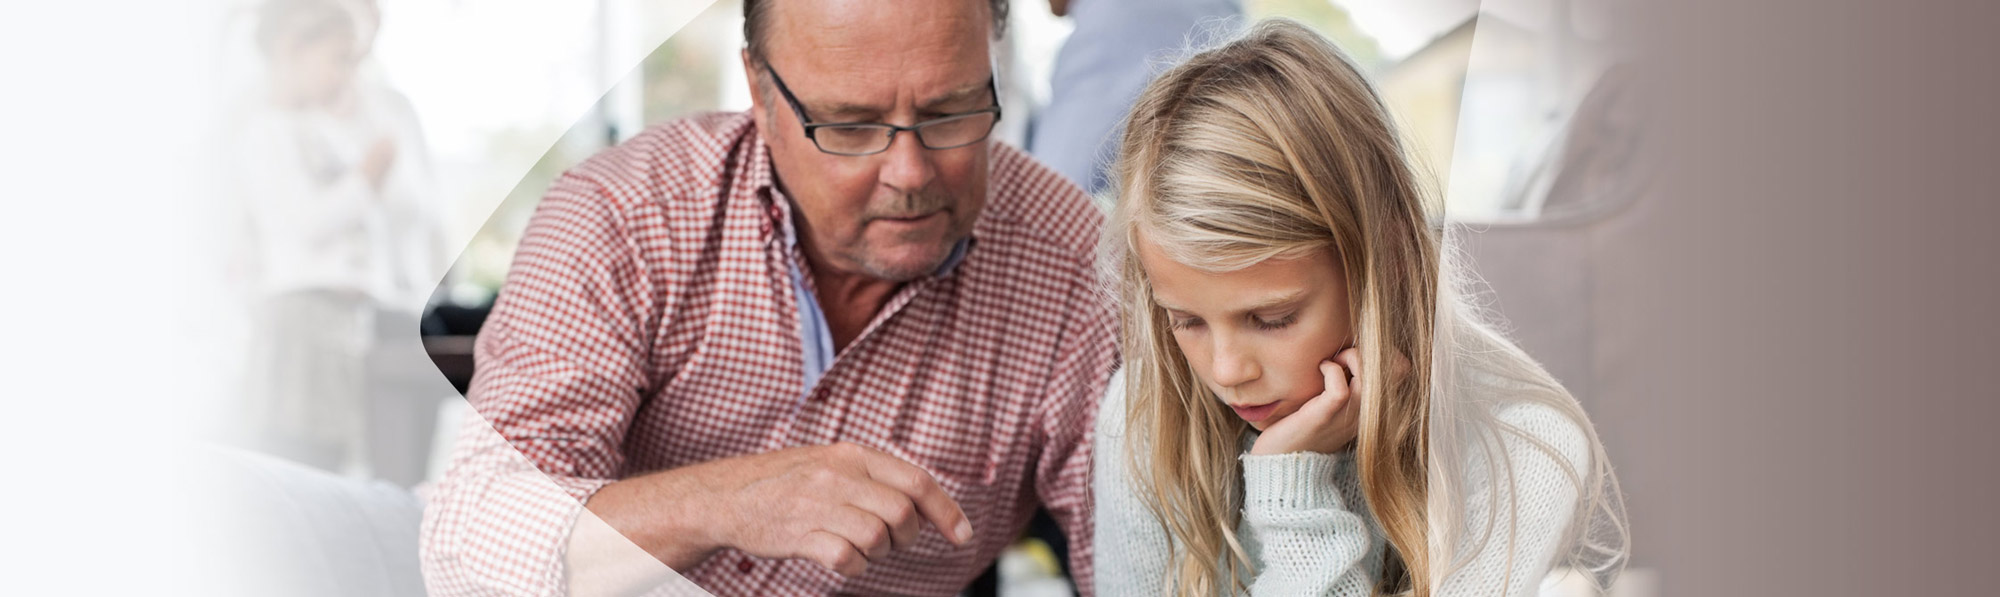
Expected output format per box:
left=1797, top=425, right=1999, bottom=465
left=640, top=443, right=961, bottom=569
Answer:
left=1240, top=451, right=1345, bottom=513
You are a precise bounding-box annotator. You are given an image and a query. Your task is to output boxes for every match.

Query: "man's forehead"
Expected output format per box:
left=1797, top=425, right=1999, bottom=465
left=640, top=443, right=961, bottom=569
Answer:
left=765, top=0, right=992, bottom=26
left=763, top=0, right=992, bottom=59
left=764, top=1, right=995, bottom=117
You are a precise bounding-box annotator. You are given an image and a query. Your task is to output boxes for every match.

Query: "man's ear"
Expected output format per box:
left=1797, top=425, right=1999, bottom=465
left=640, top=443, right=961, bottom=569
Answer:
left=741, top=49, right=771, bottom=137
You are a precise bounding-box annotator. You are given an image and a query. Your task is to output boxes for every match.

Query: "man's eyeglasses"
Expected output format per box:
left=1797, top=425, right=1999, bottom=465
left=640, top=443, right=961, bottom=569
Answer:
left=765, top=65, right=1002, bottom=156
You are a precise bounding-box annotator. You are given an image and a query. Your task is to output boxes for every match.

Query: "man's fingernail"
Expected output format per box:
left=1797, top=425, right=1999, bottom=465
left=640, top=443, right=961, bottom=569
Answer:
left=955, top=520, right=974, bottom=542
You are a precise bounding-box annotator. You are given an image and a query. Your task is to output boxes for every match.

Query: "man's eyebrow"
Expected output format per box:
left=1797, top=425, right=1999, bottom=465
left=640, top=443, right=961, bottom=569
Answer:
left=811, top=100, right=887, bottom=121
left=918, top=80, right=991, bottom=111
left=803, top=78, right=992, bottom=121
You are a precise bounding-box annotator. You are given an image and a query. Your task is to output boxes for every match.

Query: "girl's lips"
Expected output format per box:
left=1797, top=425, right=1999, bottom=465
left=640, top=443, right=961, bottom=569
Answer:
left=1230, top=401, right=1280, bottom=423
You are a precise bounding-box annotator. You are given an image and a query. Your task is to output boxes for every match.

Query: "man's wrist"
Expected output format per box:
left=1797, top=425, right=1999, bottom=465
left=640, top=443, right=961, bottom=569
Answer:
left=589, top=471, right=724, bottom=570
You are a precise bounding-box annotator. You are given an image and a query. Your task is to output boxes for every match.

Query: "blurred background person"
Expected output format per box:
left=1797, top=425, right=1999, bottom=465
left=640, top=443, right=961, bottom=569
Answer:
left=226, top=0, right=443, bottom=478
left=1027, top=0, right=1242, bottom=197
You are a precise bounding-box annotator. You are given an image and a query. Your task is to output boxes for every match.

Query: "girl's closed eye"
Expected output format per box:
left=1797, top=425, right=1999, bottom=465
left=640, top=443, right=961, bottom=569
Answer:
left=1251, top=312, right=1297, bottom=331
left=1169, top=315, right=1205, bottom=331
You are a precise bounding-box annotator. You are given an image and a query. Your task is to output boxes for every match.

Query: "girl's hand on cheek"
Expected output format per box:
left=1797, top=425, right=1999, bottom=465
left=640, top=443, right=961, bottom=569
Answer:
left=1250, top=348, right=1363, bottom=455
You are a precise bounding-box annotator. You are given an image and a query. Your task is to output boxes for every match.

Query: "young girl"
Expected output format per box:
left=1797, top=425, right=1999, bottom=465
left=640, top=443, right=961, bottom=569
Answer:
left=1093, top=19, right=1628, bottom=596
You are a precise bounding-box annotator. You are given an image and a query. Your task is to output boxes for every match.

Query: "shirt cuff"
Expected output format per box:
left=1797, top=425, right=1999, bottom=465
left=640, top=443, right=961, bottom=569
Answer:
left=1240, top=451, right=1345, bottom=513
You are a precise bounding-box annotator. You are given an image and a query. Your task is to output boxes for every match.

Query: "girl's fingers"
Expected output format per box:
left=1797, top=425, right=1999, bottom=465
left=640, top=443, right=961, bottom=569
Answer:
left=1318, top=359, right=1349, bottom=398
left=1334, top=348, right=1363, bottom=394
left=1298, top=360, right=1350, bottom=422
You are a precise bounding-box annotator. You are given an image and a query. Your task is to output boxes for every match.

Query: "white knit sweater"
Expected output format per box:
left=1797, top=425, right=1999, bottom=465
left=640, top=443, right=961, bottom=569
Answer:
left=1092, top=372, right=1590, bottom=596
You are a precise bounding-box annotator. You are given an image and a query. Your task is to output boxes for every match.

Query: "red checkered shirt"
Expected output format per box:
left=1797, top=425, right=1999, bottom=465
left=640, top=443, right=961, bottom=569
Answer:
left=420, top=112, right=1117, bottom=597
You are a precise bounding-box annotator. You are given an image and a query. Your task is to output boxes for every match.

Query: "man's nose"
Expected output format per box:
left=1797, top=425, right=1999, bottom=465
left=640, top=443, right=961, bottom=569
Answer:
left=877, top=127, right=937, bottom=194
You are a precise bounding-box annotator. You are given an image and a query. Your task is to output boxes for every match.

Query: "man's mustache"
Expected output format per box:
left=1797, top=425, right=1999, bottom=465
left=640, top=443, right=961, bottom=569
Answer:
left=867, top=190, right=956, bottom=220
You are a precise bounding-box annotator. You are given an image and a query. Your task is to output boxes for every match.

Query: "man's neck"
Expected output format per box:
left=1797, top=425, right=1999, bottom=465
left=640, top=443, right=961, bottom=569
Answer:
left=801, top=246, right=902, bottom=354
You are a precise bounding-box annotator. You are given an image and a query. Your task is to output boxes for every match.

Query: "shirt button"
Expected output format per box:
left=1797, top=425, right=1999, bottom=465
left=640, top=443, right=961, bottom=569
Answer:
left=737, top=558, right=755, bottom=574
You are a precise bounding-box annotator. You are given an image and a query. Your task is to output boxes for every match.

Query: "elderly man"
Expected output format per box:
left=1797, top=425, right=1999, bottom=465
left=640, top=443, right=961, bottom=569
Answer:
left=418, top=0, right=1116, bottom=595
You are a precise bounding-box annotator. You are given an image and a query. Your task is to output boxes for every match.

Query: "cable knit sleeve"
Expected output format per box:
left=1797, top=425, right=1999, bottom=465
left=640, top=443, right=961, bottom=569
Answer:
left=1436, top=402, right=1589, bottom=596
left=1092, top=371, right=1173, bottom=597
left=1238, top=450, right=1378, bottom=596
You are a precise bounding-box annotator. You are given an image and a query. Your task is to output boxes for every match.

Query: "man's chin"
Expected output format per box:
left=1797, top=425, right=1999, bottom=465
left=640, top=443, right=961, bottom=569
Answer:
left=857, top=245, right=952, bottom=282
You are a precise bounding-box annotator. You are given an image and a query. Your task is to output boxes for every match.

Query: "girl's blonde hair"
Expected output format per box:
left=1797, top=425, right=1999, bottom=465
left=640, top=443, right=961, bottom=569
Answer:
left=1106, top=18, right=1628, bottom=596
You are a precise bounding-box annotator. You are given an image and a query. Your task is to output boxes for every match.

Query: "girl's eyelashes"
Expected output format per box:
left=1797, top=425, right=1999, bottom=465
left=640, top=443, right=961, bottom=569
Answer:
left=1166, top=312, right=1295, bottom=331
left=1252, top=313, right=1298, bottom=331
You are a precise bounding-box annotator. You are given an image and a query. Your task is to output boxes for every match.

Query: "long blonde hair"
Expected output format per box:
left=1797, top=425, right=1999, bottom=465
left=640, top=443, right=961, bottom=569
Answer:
left=1106, top=19, right=1628, bottom=596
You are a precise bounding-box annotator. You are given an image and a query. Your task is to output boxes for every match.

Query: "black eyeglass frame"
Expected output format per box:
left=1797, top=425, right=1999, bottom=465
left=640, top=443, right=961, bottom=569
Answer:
left=764, top=65, right=1003, bottom=156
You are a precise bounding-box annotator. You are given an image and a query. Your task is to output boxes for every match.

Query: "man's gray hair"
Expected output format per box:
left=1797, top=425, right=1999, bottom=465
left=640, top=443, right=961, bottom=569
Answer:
left=742, top=0, right=1009, bottom=64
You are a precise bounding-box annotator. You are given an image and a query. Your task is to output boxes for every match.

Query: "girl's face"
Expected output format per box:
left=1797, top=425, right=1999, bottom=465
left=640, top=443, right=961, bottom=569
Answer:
left=1136, top=236, right=1353, bottom=431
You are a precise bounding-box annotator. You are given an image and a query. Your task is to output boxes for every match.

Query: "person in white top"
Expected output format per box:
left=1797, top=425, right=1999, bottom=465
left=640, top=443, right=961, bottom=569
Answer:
left=229, top=0, right=442, bottom=475
left=1092, top=19, right=1629, bottom=596
left=235, top=0, right=440, bottom=310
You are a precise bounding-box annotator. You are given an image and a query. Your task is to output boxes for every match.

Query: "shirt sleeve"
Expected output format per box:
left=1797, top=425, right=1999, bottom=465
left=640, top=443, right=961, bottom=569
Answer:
left=1034, top=279, right=1120, bottom=597
left=419, top=172, right=664, bottom=597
